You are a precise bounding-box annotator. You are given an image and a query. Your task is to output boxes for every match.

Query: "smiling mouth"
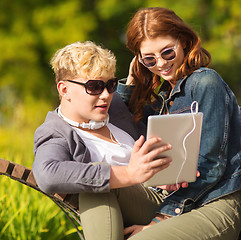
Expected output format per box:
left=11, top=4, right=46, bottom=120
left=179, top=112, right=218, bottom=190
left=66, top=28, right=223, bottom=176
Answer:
left=161, top=65, right=172, bottom=73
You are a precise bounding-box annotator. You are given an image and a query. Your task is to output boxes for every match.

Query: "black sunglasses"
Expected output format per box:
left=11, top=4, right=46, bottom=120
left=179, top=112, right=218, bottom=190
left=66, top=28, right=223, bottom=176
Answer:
left=139, top=41, right=178, bottom=68
left=65, top=77, right=118, bottom=95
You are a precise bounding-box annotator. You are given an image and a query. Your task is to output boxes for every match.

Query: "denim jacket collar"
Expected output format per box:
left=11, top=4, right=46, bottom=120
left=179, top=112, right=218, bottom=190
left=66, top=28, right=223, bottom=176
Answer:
left=171, top=75, right=188, bottom=97
left=158, top=75, right=188, bottom=114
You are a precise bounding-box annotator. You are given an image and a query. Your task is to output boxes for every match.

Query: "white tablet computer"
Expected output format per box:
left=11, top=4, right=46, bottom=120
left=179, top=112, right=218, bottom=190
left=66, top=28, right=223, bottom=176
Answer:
left=144, top=112, right=203, bottom=187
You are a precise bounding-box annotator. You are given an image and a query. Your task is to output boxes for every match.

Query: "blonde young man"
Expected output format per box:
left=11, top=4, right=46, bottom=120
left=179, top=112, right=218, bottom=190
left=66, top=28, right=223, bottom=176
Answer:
left=33, top=41, right=173, bottom=240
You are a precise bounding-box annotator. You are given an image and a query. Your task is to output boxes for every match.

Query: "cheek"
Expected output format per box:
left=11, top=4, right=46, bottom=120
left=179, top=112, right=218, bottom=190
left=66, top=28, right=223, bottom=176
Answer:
left=70, top=88, right=86, bottom=102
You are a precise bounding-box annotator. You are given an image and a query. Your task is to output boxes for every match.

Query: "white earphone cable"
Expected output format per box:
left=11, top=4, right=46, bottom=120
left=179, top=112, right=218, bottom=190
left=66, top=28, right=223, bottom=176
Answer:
left=163, top=101, right=198, bottom=199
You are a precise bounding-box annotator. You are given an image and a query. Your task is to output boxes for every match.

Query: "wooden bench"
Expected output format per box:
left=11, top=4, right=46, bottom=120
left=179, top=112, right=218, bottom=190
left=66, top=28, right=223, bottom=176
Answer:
left=0, top=158, right=85, bottom=240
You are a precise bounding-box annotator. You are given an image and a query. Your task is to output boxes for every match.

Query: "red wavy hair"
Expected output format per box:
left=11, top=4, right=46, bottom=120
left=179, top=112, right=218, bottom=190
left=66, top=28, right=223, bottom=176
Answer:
left=126, top=7, right=211, bottom=121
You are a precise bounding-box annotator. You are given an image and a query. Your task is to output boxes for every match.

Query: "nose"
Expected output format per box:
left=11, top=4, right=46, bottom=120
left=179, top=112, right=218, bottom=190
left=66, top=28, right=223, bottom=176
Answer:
left=99, top=87, right=110, bottom=98
left=156, top=55, right=167, bottom=67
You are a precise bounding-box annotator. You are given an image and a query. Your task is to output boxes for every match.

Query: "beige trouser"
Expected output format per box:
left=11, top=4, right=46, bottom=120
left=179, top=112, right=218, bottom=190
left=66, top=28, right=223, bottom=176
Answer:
left=79, top=185, right=162, bottom=240
left=79, top=185, right=241, bottom=240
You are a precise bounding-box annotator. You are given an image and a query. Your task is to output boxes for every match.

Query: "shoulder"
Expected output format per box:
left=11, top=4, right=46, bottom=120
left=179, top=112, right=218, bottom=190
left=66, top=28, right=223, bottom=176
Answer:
left=34, top=110, right=68, bottom=141
left=188, top=68, right=223, bottom=85
left=186, top=68, right=227, bottom=94
left=34, top=110, right=82, bottom=153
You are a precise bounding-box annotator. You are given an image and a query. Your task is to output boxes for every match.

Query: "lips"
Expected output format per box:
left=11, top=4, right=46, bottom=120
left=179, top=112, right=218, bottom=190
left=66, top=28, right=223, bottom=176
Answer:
left=96, top=104, right=108, bottom=108
left=95, top=104, right=108, bottom=111
left=160, top=65, right=173, bottom=75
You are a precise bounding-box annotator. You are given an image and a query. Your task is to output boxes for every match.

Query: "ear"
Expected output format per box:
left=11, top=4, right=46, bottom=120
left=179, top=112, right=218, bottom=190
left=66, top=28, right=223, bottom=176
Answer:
left=57, top=81, right=70, bottom=100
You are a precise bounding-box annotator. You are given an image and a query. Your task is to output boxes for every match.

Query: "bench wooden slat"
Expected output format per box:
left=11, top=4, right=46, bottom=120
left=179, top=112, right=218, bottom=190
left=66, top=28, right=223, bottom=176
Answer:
left=12, top=164, right=26, bottom=179
left=0, top=158, right=9, bottom=173
left=54, top=193, right=67, bottom=201
left=26, top=170, right=37, bottom=186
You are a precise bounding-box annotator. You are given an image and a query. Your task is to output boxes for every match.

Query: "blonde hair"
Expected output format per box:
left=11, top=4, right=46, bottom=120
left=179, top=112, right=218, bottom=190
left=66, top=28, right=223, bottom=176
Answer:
left=50, top=41, right=116, bottom=83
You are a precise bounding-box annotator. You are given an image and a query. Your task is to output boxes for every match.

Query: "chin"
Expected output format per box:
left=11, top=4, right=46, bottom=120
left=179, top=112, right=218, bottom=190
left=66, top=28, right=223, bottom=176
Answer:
left=162, top=75, right=175, bottom=83
left=95, top=114, right=108, bottom=122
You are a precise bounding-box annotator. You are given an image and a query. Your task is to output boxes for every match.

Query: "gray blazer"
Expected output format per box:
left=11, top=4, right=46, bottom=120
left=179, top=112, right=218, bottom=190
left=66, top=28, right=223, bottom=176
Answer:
left=33, top=92, right=146, bottom=194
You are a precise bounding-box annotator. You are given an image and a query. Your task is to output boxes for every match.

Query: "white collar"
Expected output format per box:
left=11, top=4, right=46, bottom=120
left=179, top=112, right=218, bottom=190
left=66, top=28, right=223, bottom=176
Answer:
left=57, top=106, right=109, bottom=130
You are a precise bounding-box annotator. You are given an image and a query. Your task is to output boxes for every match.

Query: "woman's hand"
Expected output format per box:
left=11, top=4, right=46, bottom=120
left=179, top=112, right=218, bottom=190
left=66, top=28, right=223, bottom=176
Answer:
left=126, top=57, right=136, bottom=85
left=109, top=136, right=172, bottom=188
left=157, top=171, right=200, bottom=191
left=124, top=213, right=170, bottom=238
left=124, top=224, right=152, bottom=238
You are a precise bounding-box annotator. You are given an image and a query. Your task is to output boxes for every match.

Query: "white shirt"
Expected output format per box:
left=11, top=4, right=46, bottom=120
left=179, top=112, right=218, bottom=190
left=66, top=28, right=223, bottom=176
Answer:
left=74, top=123, right=135, bottom=166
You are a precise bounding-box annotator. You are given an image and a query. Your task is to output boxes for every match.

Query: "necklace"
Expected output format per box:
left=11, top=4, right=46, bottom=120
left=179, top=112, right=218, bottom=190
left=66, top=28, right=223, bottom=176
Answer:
left=109, top=129, right=120, bottom=145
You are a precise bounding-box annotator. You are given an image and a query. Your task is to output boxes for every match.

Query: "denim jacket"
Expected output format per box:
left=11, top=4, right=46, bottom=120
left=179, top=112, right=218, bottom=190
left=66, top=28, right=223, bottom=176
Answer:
left=117, top=67, right=241, bottom=216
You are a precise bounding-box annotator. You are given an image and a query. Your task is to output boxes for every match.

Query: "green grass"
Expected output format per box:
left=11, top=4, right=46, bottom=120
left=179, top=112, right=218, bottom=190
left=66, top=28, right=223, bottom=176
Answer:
left=0, top=176, right=82, bottom=240
left=0, top=98, right=83, bottom=239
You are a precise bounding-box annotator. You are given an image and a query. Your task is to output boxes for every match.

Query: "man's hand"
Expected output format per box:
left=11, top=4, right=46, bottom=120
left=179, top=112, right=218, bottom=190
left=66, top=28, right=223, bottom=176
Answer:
left=126, top=136, right=172, bottom=185
left=110, top=136, right=172, bottom=188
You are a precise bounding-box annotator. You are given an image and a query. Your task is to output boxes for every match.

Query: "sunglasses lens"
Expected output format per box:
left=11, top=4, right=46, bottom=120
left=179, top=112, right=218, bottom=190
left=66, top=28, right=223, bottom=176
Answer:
left=142, top=56, right=156, bottom=68
left=106, top=79, right=117, bottom=93
left=86, top=80, right=104, bottom=95
left=161, top=48, right=176, bottom=61
left=85, top=78, right=117, bottom=95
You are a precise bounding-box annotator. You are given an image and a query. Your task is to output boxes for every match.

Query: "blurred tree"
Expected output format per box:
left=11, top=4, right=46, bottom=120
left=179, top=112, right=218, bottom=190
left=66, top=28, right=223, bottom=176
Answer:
left=0, top=0, right=98, bottom=104
left=0, top=0, right=240, bottom=115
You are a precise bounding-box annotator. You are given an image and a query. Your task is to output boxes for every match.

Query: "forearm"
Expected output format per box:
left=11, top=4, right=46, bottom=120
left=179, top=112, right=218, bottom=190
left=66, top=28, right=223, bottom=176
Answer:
left=33, top=143, right=111, bottom=194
